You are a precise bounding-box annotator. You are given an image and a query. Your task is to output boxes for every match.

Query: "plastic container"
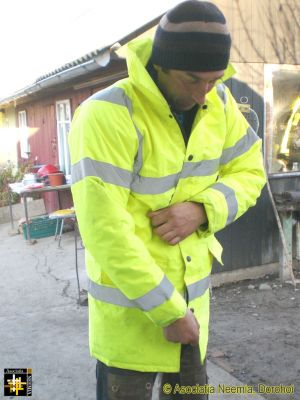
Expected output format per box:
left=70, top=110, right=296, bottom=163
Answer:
left=22, top=215, right=61, bottom=239
left=48, top=173, right=65, bottom=186
left=22, top=173, right=37, bottom=185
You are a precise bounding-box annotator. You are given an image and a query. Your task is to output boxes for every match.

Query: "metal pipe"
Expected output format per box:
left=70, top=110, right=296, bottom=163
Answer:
left=268, top=172, right=300, bottom=179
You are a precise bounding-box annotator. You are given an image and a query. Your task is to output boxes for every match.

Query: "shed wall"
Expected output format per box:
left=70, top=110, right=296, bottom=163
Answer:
left=9, top=0, right=300, bottom=269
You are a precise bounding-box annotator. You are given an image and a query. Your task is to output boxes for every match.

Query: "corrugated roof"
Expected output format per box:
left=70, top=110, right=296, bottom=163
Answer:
left=0, top=15, right=161, bottom=106
left=35, top=46, right=110, bottom=83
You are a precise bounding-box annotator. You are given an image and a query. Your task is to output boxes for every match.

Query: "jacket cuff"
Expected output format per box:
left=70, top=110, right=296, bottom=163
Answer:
left=191, top=188, right=229, bottom=234
left=145, top=290, right=187, bottom=327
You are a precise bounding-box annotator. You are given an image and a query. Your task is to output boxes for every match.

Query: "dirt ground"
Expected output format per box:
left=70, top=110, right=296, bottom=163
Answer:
left=208, top=269, right=300, bottom=400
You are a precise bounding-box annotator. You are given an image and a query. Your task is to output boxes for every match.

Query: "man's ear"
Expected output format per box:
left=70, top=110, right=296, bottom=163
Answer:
left=153, top=64, right=169, bottom=75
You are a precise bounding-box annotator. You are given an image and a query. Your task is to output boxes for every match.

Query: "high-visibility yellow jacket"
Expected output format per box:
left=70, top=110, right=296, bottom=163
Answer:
left=69, top=38, right=266, bottom=372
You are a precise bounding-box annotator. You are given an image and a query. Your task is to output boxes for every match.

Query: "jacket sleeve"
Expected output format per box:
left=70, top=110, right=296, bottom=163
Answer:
left=69, top=92, right=187, bottom=327
left=190, top=86, right=266, bottom=234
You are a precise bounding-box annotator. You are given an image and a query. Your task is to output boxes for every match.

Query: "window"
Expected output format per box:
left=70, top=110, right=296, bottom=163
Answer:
left=265, top=65, right=300, bottom=174
left=56, top=100, right=71, bottom=175
left=18, top=110, right=30, bottom=159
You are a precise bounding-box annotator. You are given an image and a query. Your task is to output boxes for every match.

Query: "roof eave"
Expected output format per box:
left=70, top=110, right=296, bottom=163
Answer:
left=0, top=14, right=161, bottom=107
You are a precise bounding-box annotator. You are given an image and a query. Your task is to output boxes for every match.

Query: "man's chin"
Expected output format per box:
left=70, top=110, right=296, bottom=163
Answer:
left=176, top=103, right=197, bottom=112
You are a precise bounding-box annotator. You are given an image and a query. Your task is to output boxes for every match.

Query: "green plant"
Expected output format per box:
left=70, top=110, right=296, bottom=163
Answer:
left=0, top=161, right=32, bottom=207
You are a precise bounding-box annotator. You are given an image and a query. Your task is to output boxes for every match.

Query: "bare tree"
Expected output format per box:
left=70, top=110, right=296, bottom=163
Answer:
left=232, top=0, right=300, bottom=65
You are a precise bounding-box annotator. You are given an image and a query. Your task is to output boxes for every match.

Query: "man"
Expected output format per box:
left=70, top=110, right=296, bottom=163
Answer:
left=69, top=1, right=266, bottom=399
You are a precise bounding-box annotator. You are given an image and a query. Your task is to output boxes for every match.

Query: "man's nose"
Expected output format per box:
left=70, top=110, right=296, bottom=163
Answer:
left=192, top=90, right=207, bottom=105
left=192, top=83, right=211, bottom=105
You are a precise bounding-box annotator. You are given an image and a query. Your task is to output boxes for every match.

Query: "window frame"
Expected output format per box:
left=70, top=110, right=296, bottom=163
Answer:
left=264, top=64, right=300, bottom=175
left=55, top=99, right=72, bottom=175
left=18, top=110, right=30, bottom=159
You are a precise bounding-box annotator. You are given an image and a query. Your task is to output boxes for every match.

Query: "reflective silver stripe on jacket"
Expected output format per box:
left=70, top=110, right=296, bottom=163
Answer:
left=89, top=86, right=144, bottom=178
left=88, top=86, right=133, bottom=114
left=87, top=274, right=210, bottom=308
left=180, top=159, right=219, bottom=178
left=212, top=182, right=238, bottom=225
left=131, top=158, right=220, bottom=194
left=87, top=275, right=174, bottom=311
left=72, top=158, right=220, bottom=194
left=72, top=85, right=257, bottom=195
left=220, top=127, right=259, bottom=165
left=131, top=173, right=179, bottom=195
left=216, top=83, right=228, bottom=107
left=187, top=275, right=211, bottom=302
left=72, top=158, right=133, bottom=189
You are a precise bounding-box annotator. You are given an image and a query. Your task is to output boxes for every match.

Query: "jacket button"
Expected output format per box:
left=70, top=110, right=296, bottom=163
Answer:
left=186, top=256, right=192, bottom=262
left=111, top=385, right=119, bottom=393
left=188, top=155, right=193, bottom=161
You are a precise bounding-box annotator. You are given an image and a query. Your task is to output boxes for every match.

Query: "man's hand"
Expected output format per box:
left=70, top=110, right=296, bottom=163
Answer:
left=164, top=309, right=199, bottom=346
left=148, top=202, right=207, bottom=245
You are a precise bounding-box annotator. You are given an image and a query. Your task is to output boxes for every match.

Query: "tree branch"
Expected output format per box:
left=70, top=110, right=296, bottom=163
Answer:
left=233, top=0, right=265, bottom=62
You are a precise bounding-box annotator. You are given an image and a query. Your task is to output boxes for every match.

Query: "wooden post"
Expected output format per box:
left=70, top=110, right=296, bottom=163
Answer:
left=295, top=221, right=300, bottom=261
left=279, top=211, right=293, bottom=282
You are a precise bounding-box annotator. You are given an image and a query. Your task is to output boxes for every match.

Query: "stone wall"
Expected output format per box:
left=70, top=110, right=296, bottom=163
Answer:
left=0, top=199, right=46, bottom=225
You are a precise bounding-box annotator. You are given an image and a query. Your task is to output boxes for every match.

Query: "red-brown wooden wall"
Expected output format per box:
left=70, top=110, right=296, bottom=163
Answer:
left=16, top=86, right=103, bottom=213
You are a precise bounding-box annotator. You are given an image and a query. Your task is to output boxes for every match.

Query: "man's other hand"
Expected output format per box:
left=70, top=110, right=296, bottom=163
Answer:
left=148, top=202, right=207, bottom=245
left=163, top=309, right=199, bottom=346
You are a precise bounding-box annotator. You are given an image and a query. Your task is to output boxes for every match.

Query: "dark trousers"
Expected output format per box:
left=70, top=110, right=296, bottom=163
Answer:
left=96, top=345, right=208, bottom=400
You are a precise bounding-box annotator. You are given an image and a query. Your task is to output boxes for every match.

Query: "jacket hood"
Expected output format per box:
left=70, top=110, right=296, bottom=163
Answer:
left=126, top=38, right=162, bottom=98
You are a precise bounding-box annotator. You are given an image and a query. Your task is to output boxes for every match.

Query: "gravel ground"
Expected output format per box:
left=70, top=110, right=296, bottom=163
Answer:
left=208, top=271, right=300, bottom=400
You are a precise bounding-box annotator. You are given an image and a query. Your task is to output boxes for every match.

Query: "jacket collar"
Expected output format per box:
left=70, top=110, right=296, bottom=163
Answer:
left=126, top=38, right=164, bottom=100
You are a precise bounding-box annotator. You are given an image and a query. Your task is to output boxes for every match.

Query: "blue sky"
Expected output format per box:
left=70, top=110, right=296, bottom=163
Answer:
left=1, top=0, right=182, bottom=99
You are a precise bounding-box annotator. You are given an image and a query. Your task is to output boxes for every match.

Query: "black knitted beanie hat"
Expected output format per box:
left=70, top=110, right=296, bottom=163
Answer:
left=151, top=0, right=231, bottom=71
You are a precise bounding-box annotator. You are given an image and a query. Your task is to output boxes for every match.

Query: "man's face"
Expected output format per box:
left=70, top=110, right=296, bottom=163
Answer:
left=156, top=67, right=225, bottom=112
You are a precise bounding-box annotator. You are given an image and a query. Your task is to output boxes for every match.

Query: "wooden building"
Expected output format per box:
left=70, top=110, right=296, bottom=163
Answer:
left=0, top=18, right=159, bottom=212
left=1, top=0, right=300, bottom=275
